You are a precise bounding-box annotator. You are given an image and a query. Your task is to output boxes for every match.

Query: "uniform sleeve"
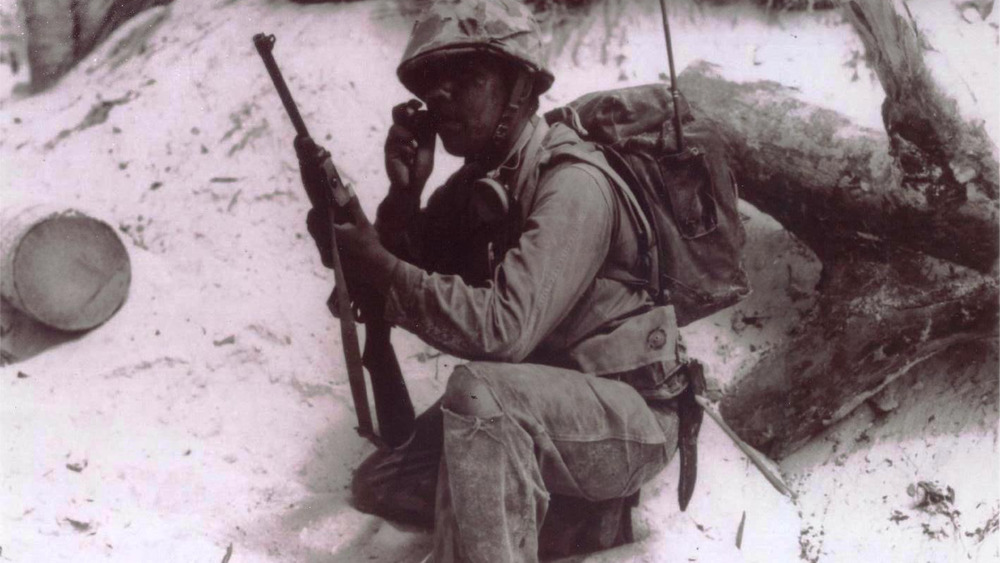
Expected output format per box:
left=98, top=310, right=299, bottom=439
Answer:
left=374, top=188, right=425, bottom=266
left=375, top=179, right=466, bottom=269
left=383, top=163, right=615, bottom=362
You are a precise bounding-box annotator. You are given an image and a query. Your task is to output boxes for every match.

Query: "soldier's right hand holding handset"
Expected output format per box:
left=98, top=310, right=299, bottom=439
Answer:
left=385, top=99, right=435, bottom=197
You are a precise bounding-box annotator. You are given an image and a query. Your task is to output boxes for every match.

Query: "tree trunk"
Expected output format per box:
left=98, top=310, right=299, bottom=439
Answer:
left=22, top=0, right=172, bottom=90
left=674, top=0, right=998, bottom=458
left=677, top=62, right=997, bottom=274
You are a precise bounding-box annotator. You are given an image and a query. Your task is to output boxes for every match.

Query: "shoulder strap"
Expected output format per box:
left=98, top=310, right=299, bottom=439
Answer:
left=509, top=122, right=654, bottom=285
left=546, top=145, right=653, bottom=254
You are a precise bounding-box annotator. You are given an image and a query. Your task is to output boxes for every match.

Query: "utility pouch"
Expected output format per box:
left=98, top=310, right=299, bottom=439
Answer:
left=658, top=148, right=717, bottom=240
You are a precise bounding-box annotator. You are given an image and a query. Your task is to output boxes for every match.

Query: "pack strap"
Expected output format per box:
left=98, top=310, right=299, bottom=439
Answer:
left=546, top=146, right=654, bottom=269
left=511, top=125, right=656, bottom=291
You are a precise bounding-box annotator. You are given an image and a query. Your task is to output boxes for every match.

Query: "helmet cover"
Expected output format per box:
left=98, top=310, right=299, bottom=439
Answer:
left=397, top=0, right=555, bottom=95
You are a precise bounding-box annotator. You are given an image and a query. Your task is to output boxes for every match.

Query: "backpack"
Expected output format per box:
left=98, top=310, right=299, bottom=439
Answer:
left=543, top=83, right=750, bottom=327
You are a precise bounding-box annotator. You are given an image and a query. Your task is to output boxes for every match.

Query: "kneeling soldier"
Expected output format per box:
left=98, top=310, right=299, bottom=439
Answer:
left=301, top=0, right=692, bottom=559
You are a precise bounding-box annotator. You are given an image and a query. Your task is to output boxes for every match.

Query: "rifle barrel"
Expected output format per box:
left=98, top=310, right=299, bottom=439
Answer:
left=253, top=33, right=310, bottom=139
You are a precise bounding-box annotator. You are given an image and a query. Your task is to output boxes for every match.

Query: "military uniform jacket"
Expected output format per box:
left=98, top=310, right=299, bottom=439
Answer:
left=376, top=118, right=685, bottom=399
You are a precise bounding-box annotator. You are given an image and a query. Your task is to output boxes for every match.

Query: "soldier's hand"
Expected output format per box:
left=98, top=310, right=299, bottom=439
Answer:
left=296, top=135, right=338, bottom=268
left=294, top=135, right=333, bottom=210
left=305, top=206, right=333, bottom=269
left=333, top=198, right=398, bottom=295
left=386, top=99, right=435, bottom=194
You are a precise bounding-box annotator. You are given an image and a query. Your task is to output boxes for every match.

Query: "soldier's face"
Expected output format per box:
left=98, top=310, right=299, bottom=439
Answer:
left=414, top=55, right=515, bottom=158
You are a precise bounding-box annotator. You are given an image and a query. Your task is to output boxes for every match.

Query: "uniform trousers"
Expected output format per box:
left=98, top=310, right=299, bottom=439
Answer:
left=352, top=361, right=679, bottom=562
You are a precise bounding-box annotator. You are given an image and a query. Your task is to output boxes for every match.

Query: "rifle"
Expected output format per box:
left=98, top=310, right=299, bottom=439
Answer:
left=253, top=33, right=416, bottom=448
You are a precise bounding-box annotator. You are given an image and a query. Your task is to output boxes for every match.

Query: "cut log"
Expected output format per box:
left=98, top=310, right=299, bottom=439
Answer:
left=1, top=204, right=131, bottom=331
left=22, top=0, right=173, bottom=90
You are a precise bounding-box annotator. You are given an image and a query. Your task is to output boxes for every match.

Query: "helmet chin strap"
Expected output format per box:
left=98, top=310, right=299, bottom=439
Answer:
left=467, top=69, right=534, bottom=223
left=484, top=69, right=534, bottom=167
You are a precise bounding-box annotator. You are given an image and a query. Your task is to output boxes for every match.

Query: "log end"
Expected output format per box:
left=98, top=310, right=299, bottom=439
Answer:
left=7, top=213, right=131, bottom=332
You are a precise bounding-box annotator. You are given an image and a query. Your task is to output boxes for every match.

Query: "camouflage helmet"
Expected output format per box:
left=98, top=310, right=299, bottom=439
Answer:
left=397, top=0, right=555, bottom=96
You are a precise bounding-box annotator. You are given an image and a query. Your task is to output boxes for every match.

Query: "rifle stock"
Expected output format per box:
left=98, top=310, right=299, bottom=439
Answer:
left=364, top=320, right=416, bottom=447
left=254, top=32, right=415, bottom=447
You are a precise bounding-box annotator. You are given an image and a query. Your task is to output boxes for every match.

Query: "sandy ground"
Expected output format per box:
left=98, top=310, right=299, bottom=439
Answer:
left=0, top=0, right=997, bottom=561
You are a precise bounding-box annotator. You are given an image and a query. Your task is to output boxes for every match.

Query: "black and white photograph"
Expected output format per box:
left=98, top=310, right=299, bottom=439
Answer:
left=1, top=0, right=997, bottom=560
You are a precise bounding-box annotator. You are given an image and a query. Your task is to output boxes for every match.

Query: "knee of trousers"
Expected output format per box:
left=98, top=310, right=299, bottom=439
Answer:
left=443, top=364, right=502, bottom=418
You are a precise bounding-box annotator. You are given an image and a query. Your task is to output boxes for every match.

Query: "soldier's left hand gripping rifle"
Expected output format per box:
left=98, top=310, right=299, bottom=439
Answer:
left=253, top=33, right=416, bottom=448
